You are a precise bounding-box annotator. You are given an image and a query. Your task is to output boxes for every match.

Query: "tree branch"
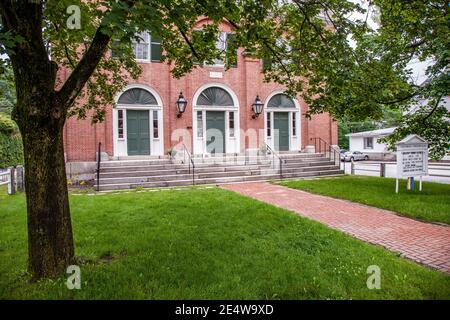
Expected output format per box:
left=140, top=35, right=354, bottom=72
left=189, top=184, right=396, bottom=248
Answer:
left=422, top=94, right=444, bottom=124
left=178, top=27, right=200, bottom=60
left=373, top=91, right=420, bottom=106
left=222, top=17, right=296, bottom=88
left=51, top=22, right=76, bottom=69
left=55, top=26, right=111, bottom=110
left=55, top=1, right=137, bottom=110
left=162, top=3, right=200, bottom=60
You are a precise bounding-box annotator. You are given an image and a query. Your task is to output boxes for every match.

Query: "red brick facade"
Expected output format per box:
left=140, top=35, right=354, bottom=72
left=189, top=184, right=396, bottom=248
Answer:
left=63, top=20, right=337, bottom=162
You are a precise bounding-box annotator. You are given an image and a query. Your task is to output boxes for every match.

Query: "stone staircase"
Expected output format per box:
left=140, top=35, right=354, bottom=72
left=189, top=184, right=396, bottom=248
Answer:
left=95, top=152, right=343, bottom=191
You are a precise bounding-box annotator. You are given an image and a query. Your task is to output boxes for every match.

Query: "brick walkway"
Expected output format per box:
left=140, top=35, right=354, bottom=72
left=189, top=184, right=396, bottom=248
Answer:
left=222, top=182, right=450, bottom=274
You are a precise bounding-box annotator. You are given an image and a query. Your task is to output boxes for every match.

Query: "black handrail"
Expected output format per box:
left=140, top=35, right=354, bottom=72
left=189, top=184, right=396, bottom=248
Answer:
left=310, top=137, right=340, bottom=166
left=182, top=144, right=195, bottom=185
left=96, top=142, right=102, bottom=191
left=264, top=143, right=284, bottom=179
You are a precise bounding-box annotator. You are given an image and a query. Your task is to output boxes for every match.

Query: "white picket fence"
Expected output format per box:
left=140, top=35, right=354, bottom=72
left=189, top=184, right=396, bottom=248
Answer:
left=343, top=161, right=450, bottom=184
left=0, top=166, right=25, bottom=194
left=0, top=170, right=10, bottom=186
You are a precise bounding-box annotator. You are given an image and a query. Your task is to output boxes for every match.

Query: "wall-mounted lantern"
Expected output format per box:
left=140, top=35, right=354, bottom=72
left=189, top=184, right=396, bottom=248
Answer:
left=176, top=92, right=188, bottom=118
left=251, top=95, right=264, bottom=119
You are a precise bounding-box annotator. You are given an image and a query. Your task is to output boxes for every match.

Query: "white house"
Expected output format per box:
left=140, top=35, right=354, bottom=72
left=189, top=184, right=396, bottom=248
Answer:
left=346, top=127, right=397, bottom=160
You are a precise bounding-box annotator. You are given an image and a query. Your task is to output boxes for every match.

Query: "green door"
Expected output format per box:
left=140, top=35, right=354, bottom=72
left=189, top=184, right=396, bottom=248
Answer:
left=206, top=111, right=226, bottom=154
left=274, top=112, right=289, bottom=151
left=127, top=110, right=150, bottom=156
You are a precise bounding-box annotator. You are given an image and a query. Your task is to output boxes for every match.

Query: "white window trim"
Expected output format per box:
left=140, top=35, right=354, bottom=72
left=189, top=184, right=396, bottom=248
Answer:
left=364, top=137, right=374, bottom=150
left=132, top=31, right=161, bottom=63
left=291, top=111, right=297, bottom=137
left=133, top=32, right=151, bottom=62
left=205, top=31, right=227, bottom=68
left=229, top=111, right=236, bottom=139
left=117, top=109, right=126, bottom=141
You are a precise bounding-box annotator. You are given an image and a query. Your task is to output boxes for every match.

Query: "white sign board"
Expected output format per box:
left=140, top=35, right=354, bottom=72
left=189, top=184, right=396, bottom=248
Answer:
left=396, top=135, right=429, bottom=178
left=209, top=71, right=223, bottom=79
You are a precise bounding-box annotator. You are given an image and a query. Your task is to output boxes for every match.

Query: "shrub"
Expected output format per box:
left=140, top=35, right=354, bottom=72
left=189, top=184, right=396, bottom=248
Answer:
left=0, top=113, right=23, bottom=168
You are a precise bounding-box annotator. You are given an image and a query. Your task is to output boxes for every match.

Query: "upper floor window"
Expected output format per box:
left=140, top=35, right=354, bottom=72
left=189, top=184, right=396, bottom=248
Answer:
left=262, top=38, right=291, bottom=71
left=194, top=30, right=237, bottom=68
left=364, top=137, right=374, bottom=149
left=133, top=32, right=150, bottom=60
left=212, top=32, right=228, bottom=66
left=124, top=32, right=162, bottom=62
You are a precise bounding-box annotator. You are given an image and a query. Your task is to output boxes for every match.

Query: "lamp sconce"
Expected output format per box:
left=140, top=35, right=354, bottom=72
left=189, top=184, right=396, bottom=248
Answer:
left=176, top=92, right=187, bottom=118
left=251, top=95, right=264, bottom=119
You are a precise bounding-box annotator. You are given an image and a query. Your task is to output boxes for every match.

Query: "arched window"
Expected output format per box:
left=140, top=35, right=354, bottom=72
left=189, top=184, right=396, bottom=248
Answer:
left=118, top=88, right=158, bottom=105
left=196, top=87, right=234, bottom=106
left=267, top=93, right=296, bottom=109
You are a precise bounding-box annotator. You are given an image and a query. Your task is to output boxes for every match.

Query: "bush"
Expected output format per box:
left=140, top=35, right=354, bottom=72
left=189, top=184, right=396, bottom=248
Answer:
left=0, top=113, right=23, bottom=168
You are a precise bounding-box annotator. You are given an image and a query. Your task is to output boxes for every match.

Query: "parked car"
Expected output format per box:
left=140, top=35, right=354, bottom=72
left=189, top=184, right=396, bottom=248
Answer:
left=341, top=151, right=369, bottom=162
left=339, top=149, right=347, bottom=161
left=339, top=149, right=348, bottom=161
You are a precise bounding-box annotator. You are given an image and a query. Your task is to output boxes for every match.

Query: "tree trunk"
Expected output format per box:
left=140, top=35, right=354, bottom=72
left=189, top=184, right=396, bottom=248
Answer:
left=0, top=0, right=114, bottom=280
left=20, top=115, right=74, bottom=279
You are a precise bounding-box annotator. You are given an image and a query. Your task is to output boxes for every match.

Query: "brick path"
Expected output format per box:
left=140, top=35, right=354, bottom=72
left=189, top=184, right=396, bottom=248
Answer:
left=222, top=182, right=450, bottom=274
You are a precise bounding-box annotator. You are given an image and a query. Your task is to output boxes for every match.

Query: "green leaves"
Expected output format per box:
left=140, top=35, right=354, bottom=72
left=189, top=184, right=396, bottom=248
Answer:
left=0, top=66, right=15, bottom=115
left=380, top=100, right=450, bottom=160
left=0, top=0, right=448, bottom=156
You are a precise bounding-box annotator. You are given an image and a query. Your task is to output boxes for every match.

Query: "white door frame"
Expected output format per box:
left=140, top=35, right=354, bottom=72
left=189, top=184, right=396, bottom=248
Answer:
left=192, top=83, right=240, bottom=155
left=113, top=84, right=164, bottom=157
left=263, top=90, right=301, bottom=152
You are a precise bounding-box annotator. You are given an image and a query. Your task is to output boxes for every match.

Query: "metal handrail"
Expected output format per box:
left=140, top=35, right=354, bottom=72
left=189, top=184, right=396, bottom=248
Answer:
left=264, top=143, right=284, bottom=179
left=182, top=144, right=195, bottom=185
left=96, top=142, right=102, bottom=191
left=310, top=137, right=340, bottom=166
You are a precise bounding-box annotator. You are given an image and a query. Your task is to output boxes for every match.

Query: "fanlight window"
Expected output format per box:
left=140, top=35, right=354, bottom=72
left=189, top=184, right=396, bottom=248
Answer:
left=197, top=87, right=234, bottom=106
left=118, top=88, right=158, bottom=105
left=267, top=93, right=296, bottom=109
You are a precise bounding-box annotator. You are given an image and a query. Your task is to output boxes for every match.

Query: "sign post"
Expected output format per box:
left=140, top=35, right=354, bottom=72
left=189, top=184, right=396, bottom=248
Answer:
left=395, top=135, right=428, bottom=193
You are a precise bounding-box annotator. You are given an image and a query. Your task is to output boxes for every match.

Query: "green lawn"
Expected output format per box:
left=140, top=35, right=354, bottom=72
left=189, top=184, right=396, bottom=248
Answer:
left=279, top=176, right=450, bottom=225
left=0, top=186, right=448, bottom=299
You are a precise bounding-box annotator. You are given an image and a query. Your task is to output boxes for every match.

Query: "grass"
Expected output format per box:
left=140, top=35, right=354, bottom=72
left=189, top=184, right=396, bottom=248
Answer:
left=279, top=176, right=450, bottom=225
left=0, top=186, right=449, bottom=299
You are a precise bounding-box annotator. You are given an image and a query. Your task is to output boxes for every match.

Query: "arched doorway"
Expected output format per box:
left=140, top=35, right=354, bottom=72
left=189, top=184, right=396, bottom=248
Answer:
left=113, top=85, right=164, bottom=157
left=192, top=84, right=240, bottom=155
left=264, top=92, right=301, bottom=152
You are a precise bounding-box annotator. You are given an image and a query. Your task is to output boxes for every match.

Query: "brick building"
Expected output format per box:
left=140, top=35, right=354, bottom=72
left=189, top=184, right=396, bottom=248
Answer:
left=63, top=19, right=338, bottom=163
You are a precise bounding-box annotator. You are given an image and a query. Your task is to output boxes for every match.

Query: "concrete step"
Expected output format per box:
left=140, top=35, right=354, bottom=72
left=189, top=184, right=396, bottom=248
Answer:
left=99, top=159, right=334, bottom=176
left=100, top=153, right=327, bottom=168
left=98, top=169, right=264, bottom=184
left=191, top=153, right=327, bottom=163
left=100, top=160, right=273, bottom=173
left=99, top=156, right=332, bottom=172
left=98, top=165, right=341, bottom=185
left=99, top=164, right=272, bottom=178
left=101, top=159, right=175, bottom=168
left=98, top=168, right=344, bottom=191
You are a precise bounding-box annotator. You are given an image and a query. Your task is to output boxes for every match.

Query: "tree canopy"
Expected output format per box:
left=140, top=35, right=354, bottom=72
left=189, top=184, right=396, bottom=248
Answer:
left=1, top=1, right=447, bottom=156
left=0, top=0, right=448, bottom=278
